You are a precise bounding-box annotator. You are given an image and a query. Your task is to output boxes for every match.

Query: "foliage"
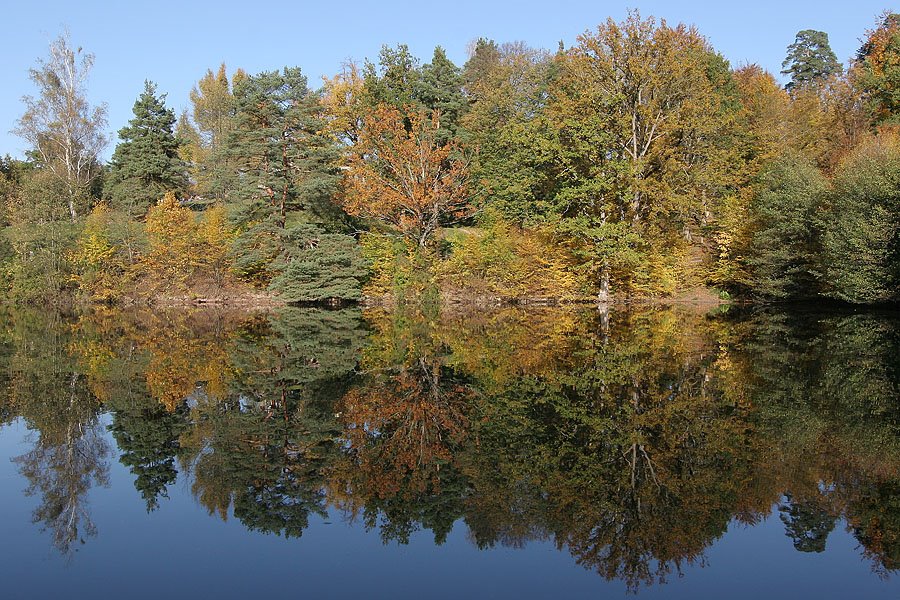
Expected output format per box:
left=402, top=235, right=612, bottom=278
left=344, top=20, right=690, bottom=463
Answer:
left=344, top=104, right=472, bottom=248
left=781, top=30, right=841, bottom=93
left=822, top=134, right=900, bottom=303
left=855, top=13, right=900, bottom=124
left=141, top=192, right=234, bottom=291
left=268, top=223, right=366, bottom=302
left=70, top=203, right=134, bottom=302
left=106, top=81, right=187, bottom=217
left=440, top=211, right=586, bottom=298
left=746, top=152, right=827, bottom=299
left=12, top=33, right=107, bottom=221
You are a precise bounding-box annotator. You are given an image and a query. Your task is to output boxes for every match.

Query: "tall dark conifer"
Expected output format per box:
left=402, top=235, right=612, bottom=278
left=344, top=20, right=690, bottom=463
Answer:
left=416, top=47, right=467, bottom=144
left=106, top=81, right=187, bottom=217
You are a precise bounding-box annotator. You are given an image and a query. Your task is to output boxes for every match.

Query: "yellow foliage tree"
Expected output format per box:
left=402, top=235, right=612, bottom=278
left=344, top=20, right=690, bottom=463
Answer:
left=70, top=203, right=131, bottom=302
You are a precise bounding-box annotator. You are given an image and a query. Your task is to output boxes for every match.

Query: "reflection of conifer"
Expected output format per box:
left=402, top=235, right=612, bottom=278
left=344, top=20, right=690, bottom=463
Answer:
left=779, top=494, right=836, bottom=553
left=109, top=402, right=191, bottom=512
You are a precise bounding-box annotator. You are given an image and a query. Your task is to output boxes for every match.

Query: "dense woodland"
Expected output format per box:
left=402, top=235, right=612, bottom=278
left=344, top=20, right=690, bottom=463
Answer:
left=3, top=11, right=900, bottom=305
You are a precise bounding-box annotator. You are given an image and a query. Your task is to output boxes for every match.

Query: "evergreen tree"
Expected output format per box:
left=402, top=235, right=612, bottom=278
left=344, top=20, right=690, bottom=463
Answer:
left=227, top=68, right=340, bottom=225
left=781, top=30, right=841, bottom=93
left=362, top=44, right=421, bottom=110
left=110, top=403, right=190, bottom=512
left=226, top=68, right=344, bottom=285
left=268, top=224, right=366, bottom=302
left=416, top=47, right=467, bottom=144
left=106, top=81, right=187, bottom=217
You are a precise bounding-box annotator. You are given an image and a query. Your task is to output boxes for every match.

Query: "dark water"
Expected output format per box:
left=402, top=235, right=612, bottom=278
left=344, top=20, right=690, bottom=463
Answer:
left=1, top=303, right=899, bottom=599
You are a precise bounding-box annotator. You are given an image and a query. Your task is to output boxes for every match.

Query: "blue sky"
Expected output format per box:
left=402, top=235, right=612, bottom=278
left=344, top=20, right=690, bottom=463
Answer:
left=0, top=0, right=892, bottom=159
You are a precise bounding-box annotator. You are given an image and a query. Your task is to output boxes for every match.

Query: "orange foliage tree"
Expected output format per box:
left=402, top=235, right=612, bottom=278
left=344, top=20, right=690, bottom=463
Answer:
left=343, top=104, right=471, bottom=248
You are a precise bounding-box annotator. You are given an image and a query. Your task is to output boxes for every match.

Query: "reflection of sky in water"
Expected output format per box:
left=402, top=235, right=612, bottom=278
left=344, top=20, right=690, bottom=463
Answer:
left=2, top=305, right=900, bottom=599
left=0, top=416, right=896, bottom=599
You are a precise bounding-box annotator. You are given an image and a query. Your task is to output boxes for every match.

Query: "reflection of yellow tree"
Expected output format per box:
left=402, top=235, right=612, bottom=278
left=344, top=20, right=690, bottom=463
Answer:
left=456, top=306, right=766, bottom=590
left=138, top=311, right=234, bottom=411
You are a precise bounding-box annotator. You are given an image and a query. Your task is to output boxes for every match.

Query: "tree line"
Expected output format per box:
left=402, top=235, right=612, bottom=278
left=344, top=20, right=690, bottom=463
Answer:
left=3, top=11, right=900, bottom=305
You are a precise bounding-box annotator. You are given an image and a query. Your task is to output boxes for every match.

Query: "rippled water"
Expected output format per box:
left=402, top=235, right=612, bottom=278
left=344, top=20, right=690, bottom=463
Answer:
left=1, top=303, right=899, bottom=598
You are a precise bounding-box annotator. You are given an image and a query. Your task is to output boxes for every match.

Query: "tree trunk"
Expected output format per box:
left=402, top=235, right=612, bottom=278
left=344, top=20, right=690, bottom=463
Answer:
left=597, top=261, right=611, bottom=303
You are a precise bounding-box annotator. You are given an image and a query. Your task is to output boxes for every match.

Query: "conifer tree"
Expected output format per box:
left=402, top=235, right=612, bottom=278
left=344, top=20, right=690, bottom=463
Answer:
left=268, top=224, right=366, bottom=302
left=416, top=47, right=467, bottom=144
left=781, top=30, right=841, bottom=93
left=106, top=81, right=187, bottom=217
left=226, top=68, right=345, bottom=285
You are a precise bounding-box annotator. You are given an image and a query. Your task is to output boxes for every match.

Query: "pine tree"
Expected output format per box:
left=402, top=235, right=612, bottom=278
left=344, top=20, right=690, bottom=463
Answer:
left=226, top=68, right=344, bottom=284
left=362, top=44, right=421, bottom=110
left=268, top=223, right=366, bottom=302
left=227, top=68, right=340, bottom=225
left=416, top=47, right=467, bottom=144
left=781, top=30, right=841, bottom=93
left=106, top=81, right=187, bottom=217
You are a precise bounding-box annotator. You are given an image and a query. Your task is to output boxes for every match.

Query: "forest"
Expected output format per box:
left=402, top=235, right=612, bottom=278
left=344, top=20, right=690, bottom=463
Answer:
left=2, top=11, right=900, bottom=306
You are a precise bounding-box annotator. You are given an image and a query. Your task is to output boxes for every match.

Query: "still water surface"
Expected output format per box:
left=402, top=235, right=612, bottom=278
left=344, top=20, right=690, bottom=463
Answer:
left=0, top=304, right=898, bottom=598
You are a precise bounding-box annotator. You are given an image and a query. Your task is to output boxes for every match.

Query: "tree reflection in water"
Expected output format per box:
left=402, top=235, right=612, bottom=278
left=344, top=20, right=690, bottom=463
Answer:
left=0, top=303, right=899, bottom=588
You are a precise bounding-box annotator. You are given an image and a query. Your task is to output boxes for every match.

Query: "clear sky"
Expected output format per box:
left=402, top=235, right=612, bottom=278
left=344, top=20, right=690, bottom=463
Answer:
left=0, top=0, right=893, bottom=159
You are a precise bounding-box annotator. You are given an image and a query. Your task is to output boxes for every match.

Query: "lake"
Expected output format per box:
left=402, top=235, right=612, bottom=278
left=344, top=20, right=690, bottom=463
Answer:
left=0, top=303, right=898, bottom=598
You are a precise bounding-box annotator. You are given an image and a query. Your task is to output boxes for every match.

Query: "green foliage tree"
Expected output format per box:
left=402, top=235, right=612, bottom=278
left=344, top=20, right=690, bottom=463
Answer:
left=362, top=44, right=421, bottom=110
left=416, top=47, right=467, bottom=144
left=461, top=40, right=559, bottom=223
left=746, top=152, right=827, bottom=299
left=226, top=68, right=344, bottom=285
left=822, top=135, right=900, bottom=303
left=268, top=224, right=366, bottom=302
left=106, top=81, right=187, bottom=217
left=781, top=30, right=841, bottom=93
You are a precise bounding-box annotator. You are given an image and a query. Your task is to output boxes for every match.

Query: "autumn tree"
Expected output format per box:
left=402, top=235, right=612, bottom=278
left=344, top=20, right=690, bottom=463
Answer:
left=321, top=62, right=366, bottom=144
left=855, top=12, right=900, bottom=124
left=183, top=64, right=247, bottom=199
left=344, top=105, right=471, bottom=248
left=461, top=40, right=560, bottom=223
left=106, top=81, right=187, bottom=217
left=547, top=12, right=742, bottom=298
left=13, top=32, right=107, bottom=221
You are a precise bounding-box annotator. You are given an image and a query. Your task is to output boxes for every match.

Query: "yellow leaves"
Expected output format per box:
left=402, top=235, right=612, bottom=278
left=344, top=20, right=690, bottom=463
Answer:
left=439, top=215, right=587, bottom=299
left=321, top=62, right=365, bottom=143
left=70, top=202, right=130, bottom=302
left=142, top=192, right=234, bottom=291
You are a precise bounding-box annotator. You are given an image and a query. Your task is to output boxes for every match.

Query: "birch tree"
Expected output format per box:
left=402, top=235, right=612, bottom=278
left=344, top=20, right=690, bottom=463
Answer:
left=14, top=33, right=108, bottom=221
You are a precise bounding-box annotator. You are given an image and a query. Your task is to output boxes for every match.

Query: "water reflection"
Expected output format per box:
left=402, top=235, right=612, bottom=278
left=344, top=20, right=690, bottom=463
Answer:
left=0, top=304, right=898, bottom=588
